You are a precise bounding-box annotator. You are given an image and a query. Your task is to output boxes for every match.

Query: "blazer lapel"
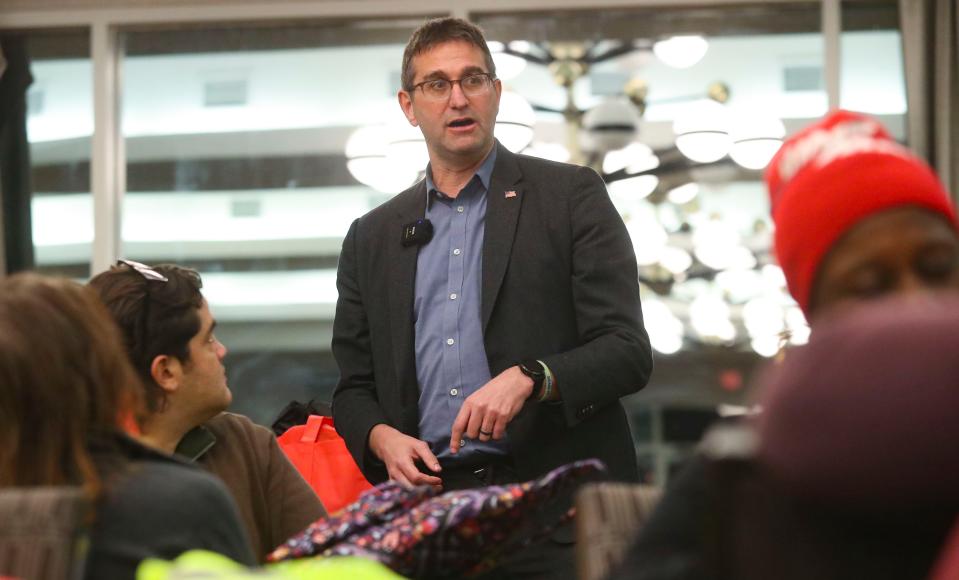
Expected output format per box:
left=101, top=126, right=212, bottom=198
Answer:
left=482, top=144, right=524, bottom=331
left=388, top=181, right=427, bottom=396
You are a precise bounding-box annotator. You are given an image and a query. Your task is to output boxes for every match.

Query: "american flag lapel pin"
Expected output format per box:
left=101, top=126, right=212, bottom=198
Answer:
left=504, top=190, right=517, bottom=199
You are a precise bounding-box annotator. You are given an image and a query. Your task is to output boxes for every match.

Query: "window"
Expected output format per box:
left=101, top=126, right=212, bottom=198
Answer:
left=22, top=29, right=93, bottom=279
left=118, top=18, right=432, bottom=424
left=840, top=1, right=905, bottom=131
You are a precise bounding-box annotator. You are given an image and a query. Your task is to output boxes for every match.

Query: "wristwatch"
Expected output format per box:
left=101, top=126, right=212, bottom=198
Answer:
left=519, top=359, right=546, bottom=400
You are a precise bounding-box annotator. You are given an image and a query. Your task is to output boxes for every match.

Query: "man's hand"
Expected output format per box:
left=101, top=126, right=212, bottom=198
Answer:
left=450, top=366, right=534, bottom=454
left=368, top=424, right=442, bottom=488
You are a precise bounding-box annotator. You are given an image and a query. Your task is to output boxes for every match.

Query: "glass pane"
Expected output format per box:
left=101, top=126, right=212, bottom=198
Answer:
left=119, top=18, right=432, bottom=425
left=840, top=1, right=905, bottom=138
left=21, top=29, right=93, bottom=279
left=475, top=3, right=822, bottom=485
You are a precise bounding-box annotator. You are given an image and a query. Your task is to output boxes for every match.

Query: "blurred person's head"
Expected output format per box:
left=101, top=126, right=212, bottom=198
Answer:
left=0, top=273, right=143, bottom=497
left=765, top=110, right=959, bottom=320
left=88, top=261, right=230, bottom=443
left=734, top=294, right=959, bottom=580
left=759, top=293, right=959, bottom=507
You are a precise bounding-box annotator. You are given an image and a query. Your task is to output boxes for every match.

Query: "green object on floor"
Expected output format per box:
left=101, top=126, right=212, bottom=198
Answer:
left=137, top=550, right=407, bottom=580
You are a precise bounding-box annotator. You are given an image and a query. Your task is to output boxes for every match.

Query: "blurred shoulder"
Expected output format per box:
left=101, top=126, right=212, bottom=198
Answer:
left=205, top=411, right=273, bottom=441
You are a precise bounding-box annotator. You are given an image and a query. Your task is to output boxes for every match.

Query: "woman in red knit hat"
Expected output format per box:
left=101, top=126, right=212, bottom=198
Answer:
left=765, top=109, right=959, bottom=318
left=606, top=110, right=959, bottom=580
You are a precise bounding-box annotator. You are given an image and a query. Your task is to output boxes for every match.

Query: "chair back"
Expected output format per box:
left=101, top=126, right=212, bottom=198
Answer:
left=575, top=482, right=662, bottom=580
left=0, top=487, right=88, bottom=580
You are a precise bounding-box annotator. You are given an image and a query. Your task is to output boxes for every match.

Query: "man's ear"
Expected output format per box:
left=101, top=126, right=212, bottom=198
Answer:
left=150, top=354, right=182, bottom=394
left=398, top=90, right=418, bottom=127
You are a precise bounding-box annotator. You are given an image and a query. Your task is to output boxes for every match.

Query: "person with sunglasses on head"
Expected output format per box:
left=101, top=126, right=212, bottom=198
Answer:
left=0, top=273, right=255, bottom=579
left=606, top=109, right=959, bottom=580
left=331, top=17, right=652, bottom=579
left=88, top=261, right=326, bottom=562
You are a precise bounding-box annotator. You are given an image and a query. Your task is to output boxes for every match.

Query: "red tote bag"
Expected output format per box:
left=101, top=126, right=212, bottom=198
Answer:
left=277, top=415, right=373, bottom=514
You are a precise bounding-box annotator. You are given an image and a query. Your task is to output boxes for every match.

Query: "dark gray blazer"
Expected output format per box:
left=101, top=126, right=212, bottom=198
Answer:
left=332, top=142, right=652, bottom=485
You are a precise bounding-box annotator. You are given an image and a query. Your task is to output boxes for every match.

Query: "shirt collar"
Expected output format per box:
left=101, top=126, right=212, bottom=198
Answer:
left=425, top=142, right=498, bottom=200
left=174, top=424, right=217, bottom=462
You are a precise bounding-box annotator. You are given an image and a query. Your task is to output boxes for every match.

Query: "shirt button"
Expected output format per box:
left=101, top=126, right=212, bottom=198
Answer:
left=453, top=249, right=461, bottom=256
left=450, top=388, right=458, bottom=396
left=450, top=293, right=457, bottom=300
left=457, top=206, right=465, bottom=213
left=446, top=338, right=455, bottom=346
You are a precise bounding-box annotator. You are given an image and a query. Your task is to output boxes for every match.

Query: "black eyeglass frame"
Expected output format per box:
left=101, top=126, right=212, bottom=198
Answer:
left=410, top=72, right=496, bottom=101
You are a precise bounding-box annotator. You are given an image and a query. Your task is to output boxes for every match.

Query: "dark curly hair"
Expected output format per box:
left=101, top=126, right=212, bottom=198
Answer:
left=401, top=17, right=496, bottom=93
left=88, top=263, right=204, bottom=413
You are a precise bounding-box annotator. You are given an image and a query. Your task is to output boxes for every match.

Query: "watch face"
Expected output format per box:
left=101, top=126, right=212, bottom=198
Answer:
left=521, top=361, right=545, bottom=380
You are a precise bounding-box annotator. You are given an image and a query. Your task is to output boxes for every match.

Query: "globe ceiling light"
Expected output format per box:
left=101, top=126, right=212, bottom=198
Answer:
left=625, top=206, right=668, bottom=266
left=642, top=298, right=684, bottom=355
left=673, top=99, right=732, bottom=163
left=666, top=182, right=699, bottom=205
left=581, top=97, right=641, bottom=154
left=490, top=50, right=527, bottom=81
left=602, top=142, right=660, bottom=175
left=656, top=203, right=684, bottom=233
left=727, top=245, right=758, bottom=270
left=653, top=35, right=709, bottom=69
left=742, top=295, right=785, bottom=339
left=729, top=112, right=786, bottom=170
left=386, top=120, right=430, bottom=172
left=691, top=218, right=740, bottom=270
left=716, top=269, right=762, bottom=304
left=761, top=263, right=787, bottom=290
left=785, top=306, right=810, bottom=345
left=508, top=40, right=533, bottom=53
left=346, top=125, right=419, bottom=194
left=609, top=174, right=660, bottom=200
left=523, top=141, right=571, bottom=163
left=659, top=245, right=693, bottom=275
left=750, top=335, right=781, bottom=358
left=495, top=91, right=536, bottom=153
left=689, top=293, right=736, bottom=343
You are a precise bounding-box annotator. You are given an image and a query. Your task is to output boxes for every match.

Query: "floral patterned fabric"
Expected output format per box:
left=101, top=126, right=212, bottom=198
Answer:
left=268, top=459, right=605, bottom=578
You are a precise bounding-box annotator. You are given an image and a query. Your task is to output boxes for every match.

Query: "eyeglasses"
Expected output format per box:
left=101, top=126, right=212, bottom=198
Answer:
left=117, top=259, right=167, bottom=365
left=118, top=259, right=169, bottom=283
left=411, top=72, right=495, bottom=102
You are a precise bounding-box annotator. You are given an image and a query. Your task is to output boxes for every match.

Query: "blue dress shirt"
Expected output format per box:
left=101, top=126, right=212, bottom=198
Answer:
left=414, top=147, right=508, bottom=464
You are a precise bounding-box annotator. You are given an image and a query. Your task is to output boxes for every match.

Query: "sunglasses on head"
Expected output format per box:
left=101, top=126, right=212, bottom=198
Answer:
left=117, top=259, right=168, bottom=283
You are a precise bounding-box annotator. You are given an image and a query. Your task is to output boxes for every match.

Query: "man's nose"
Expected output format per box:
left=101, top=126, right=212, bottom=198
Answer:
left=448, top=81, right=469, bottom=107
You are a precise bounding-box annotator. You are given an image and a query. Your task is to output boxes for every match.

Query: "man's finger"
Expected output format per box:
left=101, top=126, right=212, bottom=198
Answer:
left=450, top=406, right=470, bottom=453
left=391, top=468, right=413, bottom=488
left=399, top=459, right=442, bottom=487
left=409, top=471, right=443, bottom=487
left=465, top=404, right=485, bottom=439
left=478, top=417, right=496, bottom=441
left=414, top=443, right=442, bottom=473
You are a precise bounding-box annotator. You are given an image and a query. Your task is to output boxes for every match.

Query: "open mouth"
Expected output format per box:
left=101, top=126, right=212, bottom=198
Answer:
left=448, top=117, right=476, bottom=129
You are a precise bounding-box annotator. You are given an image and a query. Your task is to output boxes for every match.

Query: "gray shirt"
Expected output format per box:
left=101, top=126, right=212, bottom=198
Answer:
left=415, top=146, right=508, bottom=463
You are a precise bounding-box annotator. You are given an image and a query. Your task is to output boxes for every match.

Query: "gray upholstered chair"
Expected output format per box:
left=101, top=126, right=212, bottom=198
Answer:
left=575, top=482, right=662, bottom=580
left=0, top=487, right=89, bottom=580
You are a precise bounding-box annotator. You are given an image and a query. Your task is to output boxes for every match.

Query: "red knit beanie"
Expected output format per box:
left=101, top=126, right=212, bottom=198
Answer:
left=764, top=110, right=956, bottom=315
